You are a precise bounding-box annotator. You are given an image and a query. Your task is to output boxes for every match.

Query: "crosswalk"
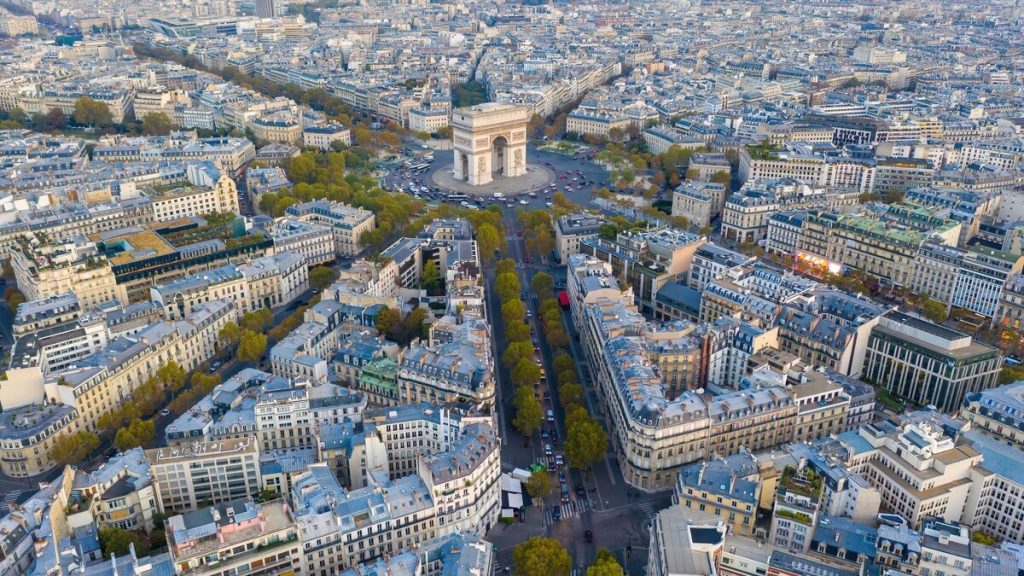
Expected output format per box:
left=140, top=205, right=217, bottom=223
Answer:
left=543, top=497, right=591, bottom=526
left=637, top=500, right=661, bottom=520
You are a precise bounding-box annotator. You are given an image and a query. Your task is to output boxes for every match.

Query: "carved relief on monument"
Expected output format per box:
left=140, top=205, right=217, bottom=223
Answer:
left=513, top=148, right=524, bottom=167
left=478, top=157, right=487, bottom=173
left=512, top=130, right=526, bottom=143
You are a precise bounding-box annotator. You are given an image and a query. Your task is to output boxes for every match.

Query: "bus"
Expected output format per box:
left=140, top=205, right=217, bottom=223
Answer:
left=411, top=163, right=431, bottom=172
left=449, top=192, right=468, bottom=200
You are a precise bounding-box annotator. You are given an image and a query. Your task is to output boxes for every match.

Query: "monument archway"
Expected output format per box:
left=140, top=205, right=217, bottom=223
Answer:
left=451, top=103, right=529, bottom=186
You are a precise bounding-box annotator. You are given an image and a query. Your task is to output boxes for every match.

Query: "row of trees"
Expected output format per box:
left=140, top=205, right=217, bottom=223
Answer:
left=0, top=99, right=177, bottom=137
left=518, top=210, right=555, bottom=258
left=493, top=259, right=545, bottom=443
left=512, top=537, right=624, bottom=576
left=50, top=360, right=192, bottom=465
left=528, top=271, right=607, bottom=472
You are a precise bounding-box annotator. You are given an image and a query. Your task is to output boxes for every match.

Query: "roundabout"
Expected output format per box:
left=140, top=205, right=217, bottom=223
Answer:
left=430, top=163, right=555, bottom=197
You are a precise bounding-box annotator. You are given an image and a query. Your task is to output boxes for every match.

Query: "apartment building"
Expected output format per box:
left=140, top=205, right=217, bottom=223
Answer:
left=672, top=180, right=728, bottom=229
left=800, top=203, right=961, bottom=287
left=863, top=311, right=1001, bottom=412
left=851, top=417, right=981, bottom=528
left=962, top=381, right=1024, bottom=448
left=286, top=199, right=376, bottom=256
left=92, top=134, right=256, bottom=172
left=580, top=227, right=705, bottom=315
left=147, top=175, right=239, bottom=222
left=167, top=499, right=302, bottom=576
left=674, top=455, right=760, bottom=536
left=913, top=242, right=1024, bottom=319
left=707, top=387, right=798, bottom=458
left=738, top=146, right=873, bottom=193
left=67, top=447, right=156, bottom=534
left=147, top=438, right=262, bottom=514
left=688, top=243, right=754, bottom=292
left=303, top=123, right=351, bottom=150
left=327, top=259, right=400, bottom=308
left=396, top=318, right=495, bottom=405
left=268, top=217, right=335, bottom=266
left=721, top=179, right=859, bottom=244
left=554, top=213, right=603, bottom=264
left=770, top=465, right=823, bottom=553
left=150, top=251, right=308, bottom=320
left=11, top=235, right=127, bottom=309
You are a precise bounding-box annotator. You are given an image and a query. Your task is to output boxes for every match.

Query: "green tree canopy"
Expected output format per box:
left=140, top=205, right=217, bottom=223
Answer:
left=99, top=526, right=145, bottom=557
left=531, top=272, right=554, bottom=299
left=513, top=386, right=543, bottom=437
left=219, top=321, right=243, bottom=348
left=73, top=96, right=112, bottom=127
left=422, top=261, right=441, bottom=291
left=587, top=549, right=624, bottom=576
left=524, top=470, right=552, bottom=499
left=50, top=431, right=100, bottom=466
left=501, top=299, right=527, bottom=327
left=921, top=297, right=947, bottom=324
left=502, top=340, right=535, bottom=368
left=309, top=266, right=340, bottom=291
left=142, top=112, right=173, bottom=136
left=497, top=259, right=517, bottom=276
left=496, top=272, right=522, bottom=302
left=511, top=357, right=542, bottom=388
left=236, top=330, right=267, bottom=364
left=565, top=410, right=607, bottom=470
left=476, top=222, right=500, bottom=258
left=114, top=418, right=156, bottom=451
left=514, top=537, right=572, bottom=576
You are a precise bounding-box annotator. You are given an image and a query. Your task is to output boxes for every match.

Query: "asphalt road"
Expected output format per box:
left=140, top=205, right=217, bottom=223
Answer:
left=484, top=211, right=671, bottom=575
left=383, top=144, right=611, bottom=212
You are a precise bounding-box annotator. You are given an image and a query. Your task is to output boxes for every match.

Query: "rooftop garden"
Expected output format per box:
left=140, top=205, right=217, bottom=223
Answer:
left=779, top=465, right=823, bottom=500
left=745, top=142, right=780, bottom=160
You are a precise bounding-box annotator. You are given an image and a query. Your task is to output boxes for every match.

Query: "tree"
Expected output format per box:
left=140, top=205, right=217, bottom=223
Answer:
left=502, top=340, right=535, bottom=368
left=497, top=259, right=517, bottom=276
left=922, top=298, right=947, bottom=324
left=710, top=170, right=731, bottom=185
left=309, top=266, right=339, bottom=291
left=236, top=330, right=267, bottom=364
left=553, top=353, right=575, bottom=375
left=505, top=320, right=531, bottom=343
left=565, top=411, right=607, bottom=470
left=513, top=386, right=543, bottom=438
left=375, top=307, right=402, bottom=340
left=114, top=418, right=156, bottom=451
left=514, top=537, right=572, bottom=576
left=587, top=549, right=624, bottom=576
left=524, top=470, right=552, bottom=499
left=512, top=357, right=542, bottom=388
left=99, top=527, right=144, bottom=557
left=219, top=321, right=243, bottom=349
left=422, top=260, right=441, bottom=291
left=496, top=273, right=522, bottom=302
left=142, top=112, right=173, bottom=136
left=531, top=272, right=554, bottom=299
left=501, top=299, right=526, bottom=327
left=546, top=328, right=570, bottom=349
left=44, top=107, right=67, bottom=131
left=475, top=222, right=500, bottom=259
left=403, top=307, right=430, bottom=342
left=156, top=361, right=186, bottom=392
left=559, top=383, right=584, bottom=409
left=50, top=431, right=100, bottom=466
left=241, top=309, right=269, bottom=332
left=190, top=372, right=221, bottom=395
left=72, top=96, right=112, bottom=127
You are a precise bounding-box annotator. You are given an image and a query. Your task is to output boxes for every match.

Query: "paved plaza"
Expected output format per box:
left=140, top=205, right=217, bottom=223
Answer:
left=431, top=163, right=555, bottom=197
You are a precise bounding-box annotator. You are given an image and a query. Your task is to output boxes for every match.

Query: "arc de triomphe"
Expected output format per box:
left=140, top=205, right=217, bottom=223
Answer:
left=451, top=103, right=529, bottom=186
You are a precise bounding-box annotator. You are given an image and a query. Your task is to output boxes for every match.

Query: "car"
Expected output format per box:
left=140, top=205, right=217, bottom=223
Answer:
left=547, top=410, right=554, bottom=423
left=210, top=361, right=222, bottom=371
left=542, top=428, right=549, bottom=439
left=558, top=471, right=566, bottom=483
left=585, top=530, right=594, bottom=543
left=160, top=408, right=171, bottom=417
left=517, top=229, right=523, bottom=236
left=555, top=454, right=564, bottom=467
left=561, top=484, right=570, bottom=503
left=545, top=443, right=553, bottom=456
left=552, top=506, right=561, bottom=521
left=552, top=437, right=558, bottom=448
left=543, top=391, right=550, bottom=401
left=545, top=202, right=553, bottom=208
left=519, top=199, right=529, bottom=205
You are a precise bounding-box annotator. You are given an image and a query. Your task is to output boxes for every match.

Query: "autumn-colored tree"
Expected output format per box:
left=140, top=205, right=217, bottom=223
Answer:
left=514, top=538, right=572, bottom=576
